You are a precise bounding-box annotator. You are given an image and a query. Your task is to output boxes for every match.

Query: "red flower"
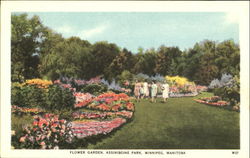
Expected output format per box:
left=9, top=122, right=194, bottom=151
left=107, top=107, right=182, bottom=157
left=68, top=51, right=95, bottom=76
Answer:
left=111, top=105, right=120, bottom=111
left=33, top=121, right=38, bottom=126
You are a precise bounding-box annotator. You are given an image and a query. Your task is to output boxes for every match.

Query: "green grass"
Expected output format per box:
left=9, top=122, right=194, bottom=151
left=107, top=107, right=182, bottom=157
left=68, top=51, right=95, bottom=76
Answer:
left=87, top=92, right=240, bottom=149
left=11, top=113, right=33, bottom=134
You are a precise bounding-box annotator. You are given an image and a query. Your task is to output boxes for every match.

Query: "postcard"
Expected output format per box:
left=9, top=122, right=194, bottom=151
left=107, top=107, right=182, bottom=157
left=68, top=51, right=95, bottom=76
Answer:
left=1, top=1, right=249, bottom=158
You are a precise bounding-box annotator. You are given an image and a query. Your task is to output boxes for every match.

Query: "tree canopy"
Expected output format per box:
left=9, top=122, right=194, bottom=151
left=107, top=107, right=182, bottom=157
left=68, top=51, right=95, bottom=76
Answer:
left=11, top=14, right=240, bottom=85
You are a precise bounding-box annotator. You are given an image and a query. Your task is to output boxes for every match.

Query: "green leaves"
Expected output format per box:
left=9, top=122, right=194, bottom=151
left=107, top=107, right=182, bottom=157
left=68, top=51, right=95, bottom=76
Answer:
left=11, top=13, right=46, bottom=82
left=11, top=83, right=75, bottom=111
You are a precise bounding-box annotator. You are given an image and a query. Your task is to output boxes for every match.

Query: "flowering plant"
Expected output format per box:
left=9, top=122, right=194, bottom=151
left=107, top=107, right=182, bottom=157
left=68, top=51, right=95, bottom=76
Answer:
left=86, top=92, right=134, bottom=111
left=16, top=114, right=75, bottom=149
left=54, top=80, right=76, bottom=92
left=166, top=76, right=194, bottom=87
left=194, top=96, right=229, bottom=107
left=71, top=118, right=126, bottom=138
left=12, top=105, right=44, bottom=115
left=72, top=111, right=107, bottom=119
left=23, top=79, right=52, bottom=89
left=196, top=85, right=208, bottom=93
left=74, top=92, right=93, bottom=108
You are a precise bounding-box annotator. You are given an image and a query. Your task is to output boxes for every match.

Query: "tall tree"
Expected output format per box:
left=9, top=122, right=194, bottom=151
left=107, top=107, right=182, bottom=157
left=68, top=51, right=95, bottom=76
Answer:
left=11, top=13, right=45, bottom=81
left=105, top=48, right=135, bottom=81
left=40, top=37, right=92, bottom=80
left=90, top=41, right=120, bottom=78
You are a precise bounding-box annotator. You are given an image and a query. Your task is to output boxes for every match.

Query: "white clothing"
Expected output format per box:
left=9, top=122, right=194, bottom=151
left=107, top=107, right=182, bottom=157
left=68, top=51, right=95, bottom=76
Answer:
left=143, top=82, right=149, bottom=96
left=162, top=84, right=169, bottom=98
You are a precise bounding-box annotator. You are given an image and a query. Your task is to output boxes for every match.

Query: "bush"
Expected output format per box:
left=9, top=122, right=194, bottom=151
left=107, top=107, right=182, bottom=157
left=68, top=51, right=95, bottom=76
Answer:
left=11, top=83, right=46, bottom=108
left=80, top=84, right=108, bottom=95
left=11, top=82, right=75, bottom=111
left=46, top=85, right=75, bottom=111
left=11, top=82, right=25, bottom=107
left=211, top=75, right=240, bottom=106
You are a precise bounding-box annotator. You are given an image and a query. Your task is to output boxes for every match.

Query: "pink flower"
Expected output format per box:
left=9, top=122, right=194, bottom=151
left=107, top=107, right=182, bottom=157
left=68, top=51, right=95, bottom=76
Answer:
left=40, top=141, right=45, bottom=146
left=19, top=136, right=26, bottom=143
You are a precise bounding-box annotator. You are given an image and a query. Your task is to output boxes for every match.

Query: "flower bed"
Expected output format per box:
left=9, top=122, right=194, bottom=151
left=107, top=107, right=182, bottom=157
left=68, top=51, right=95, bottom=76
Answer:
left=12, top=79, right=135, bottom=149
left=74, top=92, right=94, bottom=108
left=72, top=111, right=108, bottom=119
left=72, top=110, right=133, bottom=120
left=12, top=105, right=45, bottom=115
left=23, top=79, right=52, bottom=88
left=194, top=96, right=229, bottom=107
left=76, top=92, right=135, bottom=112
left=169, top=92, right=198, bottom=98
left=16, top=113, right=75, bottom=149
left=71, top=118, right=126, bottom=139
left=196, top=85, right=208, bottom=93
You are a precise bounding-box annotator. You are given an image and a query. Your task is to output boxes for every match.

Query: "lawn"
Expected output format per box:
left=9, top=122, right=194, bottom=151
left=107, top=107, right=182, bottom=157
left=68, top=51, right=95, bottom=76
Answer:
left=87, top=92, right=240, bottom=149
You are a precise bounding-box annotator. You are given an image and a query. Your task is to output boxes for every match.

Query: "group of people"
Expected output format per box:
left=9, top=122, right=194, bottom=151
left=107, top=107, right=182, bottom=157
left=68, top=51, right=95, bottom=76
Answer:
left=133, top=80, right=169, bottom=103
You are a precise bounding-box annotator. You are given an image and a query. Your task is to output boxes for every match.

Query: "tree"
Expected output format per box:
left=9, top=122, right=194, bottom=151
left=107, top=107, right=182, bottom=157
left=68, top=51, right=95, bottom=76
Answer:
left=140, top=48, right=157, bottom=76
left=40, top=37, right=93, bottom=80
left=214, top=40, right=240, bottom=76
left=105, top=48, right=135, bottom=81
left=11, top=13, right=45, bottom=82
left=90, top=41, right=120, bottom=78
left=154, top=45, right=182, bottom=76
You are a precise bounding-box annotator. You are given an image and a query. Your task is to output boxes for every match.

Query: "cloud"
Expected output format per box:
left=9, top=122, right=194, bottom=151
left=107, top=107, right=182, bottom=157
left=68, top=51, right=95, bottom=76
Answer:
left=56, top=25, right=73, bottom=33
left=79, top=24, right=109, bottom=38
left=224, top=12, right=239, bottom=24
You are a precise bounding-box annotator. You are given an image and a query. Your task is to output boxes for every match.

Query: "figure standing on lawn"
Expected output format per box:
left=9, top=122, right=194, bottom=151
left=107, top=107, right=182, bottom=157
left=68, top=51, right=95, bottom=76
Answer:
left=143, top=81, right=149, bottom=99
left=134, top=80, right=141, bottom=102
left=139, top=83, right=144, bottom=99
left=162, top=81, right=169, bottom=103
left=151, top=81, right=158, bottom=103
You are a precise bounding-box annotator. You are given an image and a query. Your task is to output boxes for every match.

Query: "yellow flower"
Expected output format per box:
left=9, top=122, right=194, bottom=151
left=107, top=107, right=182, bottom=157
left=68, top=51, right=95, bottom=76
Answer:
left=166, top=76, right=193, bottom=86
left=24, top=78, right=52, bottom=88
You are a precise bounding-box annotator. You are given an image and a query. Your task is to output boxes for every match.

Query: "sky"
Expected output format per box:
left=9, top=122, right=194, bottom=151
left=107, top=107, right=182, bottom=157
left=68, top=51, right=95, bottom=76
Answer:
left=17, top=12, right=239, bottom=53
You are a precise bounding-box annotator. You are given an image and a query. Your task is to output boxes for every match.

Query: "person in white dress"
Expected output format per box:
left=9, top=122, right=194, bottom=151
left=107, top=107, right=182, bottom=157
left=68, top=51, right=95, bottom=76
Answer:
left=162, top=81, right=169, bottom=103
left=151, top=81, right=158, bottom=103
left=143, top=81, right=149, bottom=99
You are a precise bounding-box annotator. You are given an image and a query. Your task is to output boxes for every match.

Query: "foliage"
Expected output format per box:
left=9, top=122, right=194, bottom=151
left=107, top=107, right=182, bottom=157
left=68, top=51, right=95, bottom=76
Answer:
left=45, top=84, right=75, bottom=111
left=11, top=13, right=46, bottom=82
left=209, top=74, right=240, bottom=106
left=11, top=81, right=75, bottom=110
left=134, top=73, right=149, bottom=82
left=11, top=14, right=240, bottom=89
left=11, top=83, right=46, bottom=108
left=80, top=84, right=108, bottom=96
left=117, top=70, right=134, bottom=85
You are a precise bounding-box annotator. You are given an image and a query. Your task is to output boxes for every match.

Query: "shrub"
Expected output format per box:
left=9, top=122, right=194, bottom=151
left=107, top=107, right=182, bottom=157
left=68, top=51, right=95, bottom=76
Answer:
left=209, top=74, right=240, bottom=106
left=46, top=85, right=75, bottom=111
left=80, top=84, right=108, bottom=95
left=11, top=82, right=26, bottom=107
left=11, top=82, right=75, bottom=111
left=11, top=83, right=46, bottom=108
